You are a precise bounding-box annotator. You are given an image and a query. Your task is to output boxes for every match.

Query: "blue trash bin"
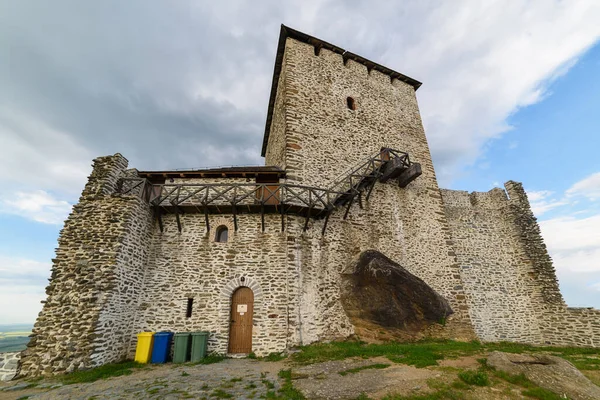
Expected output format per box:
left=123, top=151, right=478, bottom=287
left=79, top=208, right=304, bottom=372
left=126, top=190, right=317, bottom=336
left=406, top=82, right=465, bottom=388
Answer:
left=151, top=331, right=174, bottom=363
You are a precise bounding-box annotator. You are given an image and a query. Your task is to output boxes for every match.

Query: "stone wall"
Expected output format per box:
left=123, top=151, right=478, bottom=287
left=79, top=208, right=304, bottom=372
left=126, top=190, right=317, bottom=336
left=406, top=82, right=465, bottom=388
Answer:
left=17, top=154, right=153, bottom=377
left=131, top=213, right=289, bottom=357
left=442, top=182, right=600, bottom=346
left=265, top=37, right=476, bottom=341
left=90, top=198, right=153, bottom=366
left=0, top=352, right=20, bottom=381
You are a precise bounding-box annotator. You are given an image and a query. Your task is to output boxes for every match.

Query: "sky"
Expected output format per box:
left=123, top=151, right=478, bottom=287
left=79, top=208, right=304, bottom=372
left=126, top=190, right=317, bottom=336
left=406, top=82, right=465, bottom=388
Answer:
left=0, top=0, right=599, bottom=325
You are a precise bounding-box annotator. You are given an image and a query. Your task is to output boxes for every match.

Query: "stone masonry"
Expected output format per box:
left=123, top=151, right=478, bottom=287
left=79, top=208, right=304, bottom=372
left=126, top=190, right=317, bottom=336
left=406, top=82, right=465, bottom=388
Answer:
left=17, top=26, right=599, bottom=377
left=0, top=352, right=20, bottom=382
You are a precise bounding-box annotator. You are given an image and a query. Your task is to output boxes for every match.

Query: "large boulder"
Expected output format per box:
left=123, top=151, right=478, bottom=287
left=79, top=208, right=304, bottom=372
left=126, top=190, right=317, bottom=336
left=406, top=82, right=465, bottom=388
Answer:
left=487, top=351, right=600, bottom=400
left=340, top=250, right=453, bottom=340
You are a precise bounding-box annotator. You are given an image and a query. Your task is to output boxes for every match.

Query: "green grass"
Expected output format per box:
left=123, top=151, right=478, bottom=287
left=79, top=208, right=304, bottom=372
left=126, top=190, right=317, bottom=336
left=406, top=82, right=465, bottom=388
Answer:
left=521, top=387, right=565, bottom=400
left=339, top=363, right=390, bottom=376
left=58, top=361, right=146, bottom=384
left=291, top=339, right=600, bottom=371
left=211, top=389, right=233, bottom=398
left=292, top=339, right=483, bottom=368
left=487, top=363, right=570, bottom=399
left=457, top=370, right=489, bottom=386
left=263, top=352, right=286, bottom=362
left=272, top=369, right=306, bottom=399
left=262, top=379, right=275, bottom=389
left=380, top=386, right=466, bottom=400
left=194, top=354, right=226, bottom=365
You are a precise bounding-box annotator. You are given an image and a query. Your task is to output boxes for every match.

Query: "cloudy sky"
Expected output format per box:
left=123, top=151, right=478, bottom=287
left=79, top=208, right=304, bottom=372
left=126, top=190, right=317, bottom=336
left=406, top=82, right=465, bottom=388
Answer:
left=1, top=0, right=599, bottom=324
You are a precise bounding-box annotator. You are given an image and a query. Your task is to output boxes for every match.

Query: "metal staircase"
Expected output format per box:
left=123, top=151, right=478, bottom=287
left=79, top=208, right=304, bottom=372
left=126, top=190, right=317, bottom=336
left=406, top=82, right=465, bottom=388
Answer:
left=116, top=147, right=421, bottom=234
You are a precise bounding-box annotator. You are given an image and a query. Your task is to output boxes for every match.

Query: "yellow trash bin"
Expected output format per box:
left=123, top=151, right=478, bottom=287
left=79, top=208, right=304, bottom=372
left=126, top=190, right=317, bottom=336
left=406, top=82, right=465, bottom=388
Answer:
left=134, top=332, right=155, bottom=363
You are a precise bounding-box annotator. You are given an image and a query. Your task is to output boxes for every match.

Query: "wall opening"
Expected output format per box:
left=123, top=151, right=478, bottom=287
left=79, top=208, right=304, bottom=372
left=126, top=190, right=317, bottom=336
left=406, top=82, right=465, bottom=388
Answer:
left=215, top=225, right=228, bottom=242
left=347, top=97, right=356, bottom=110
left=228, top=287, right=254, bottom=353
left=186, top=298, right=194, bottom=318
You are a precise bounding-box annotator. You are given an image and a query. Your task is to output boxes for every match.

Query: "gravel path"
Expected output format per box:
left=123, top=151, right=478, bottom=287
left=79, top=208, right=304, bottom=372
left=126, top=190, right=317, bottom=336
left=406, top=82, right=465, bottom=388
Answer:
left=0, top=359, right=286, bottom=400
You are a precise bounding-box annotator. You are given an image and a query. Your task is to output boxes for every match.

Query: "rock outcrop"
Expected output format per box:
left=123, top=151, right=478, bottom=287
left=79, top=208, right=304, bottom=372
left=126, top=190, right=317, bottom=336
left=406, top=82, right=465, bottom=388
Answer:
left=487, top=351, right=600, bottom=400
left=340, top=250, right=453, bottom=340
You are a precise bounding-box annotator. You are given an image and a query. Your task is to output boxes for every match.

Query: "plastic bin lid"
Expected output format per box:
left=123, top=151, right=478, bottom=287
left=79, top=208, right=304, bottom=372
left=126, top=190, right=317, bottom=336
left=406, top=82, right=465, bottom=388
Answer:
left=154, top=331, right=173, bottom=336
left=174, top=332, right=191, bottom=336
left=137, top=332, right=155, bottom=337
left=191, top=331, right=209, bottom=336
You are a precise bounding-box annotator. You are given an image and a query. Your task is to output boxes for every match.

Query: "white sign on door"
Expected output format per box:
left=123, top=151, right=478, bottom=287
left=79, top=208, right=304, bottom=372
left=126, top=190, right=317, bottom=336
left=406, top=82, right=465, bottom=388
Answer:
left=237, top=304, right=247, bottom=315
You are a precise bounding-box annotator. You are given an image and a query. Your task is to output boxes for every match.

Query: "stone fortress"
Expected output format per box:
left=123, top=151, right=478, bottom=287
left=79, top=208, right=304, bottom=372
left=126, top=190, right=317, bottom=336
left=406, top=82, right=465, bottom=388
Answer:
left=17, top=25, right=599, bottom=378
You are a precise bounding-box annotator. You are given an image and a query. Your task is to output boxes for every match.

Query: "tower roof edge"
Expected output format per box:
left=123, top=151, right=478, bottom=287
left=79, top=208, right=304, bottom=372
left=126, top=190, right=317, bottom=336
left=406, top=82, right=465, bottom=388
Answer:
left=261, top=24, right=422, bottom=157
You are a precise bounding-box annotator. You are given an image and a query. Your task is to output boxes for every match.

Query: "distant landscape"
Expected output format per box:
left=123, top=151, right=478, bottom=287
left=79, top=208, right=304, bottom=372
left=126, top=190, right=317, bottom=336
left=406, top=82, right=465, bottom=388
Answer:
left=0, top=324, right=32, bottom=353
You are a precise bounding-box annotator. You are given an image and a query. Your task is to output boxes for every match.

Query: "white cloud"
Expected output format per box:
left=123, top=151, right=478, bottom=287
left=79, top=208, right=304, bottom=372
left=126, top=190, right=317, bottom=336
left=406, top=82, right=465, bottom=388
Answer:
left=0, top=257, right=50, bottom=324
left=0, top=190, right=73, bottom=225
left=527, top=190, right=570, bottom=217
left=538, top=211, right=600, bottom=307
left=1, top=1, right=599, bottom=193
left=0, top=108, right=92, bottom=197
left=566, top=172, right=600, bottom=200
left=540, top=214, right=600, bottom=265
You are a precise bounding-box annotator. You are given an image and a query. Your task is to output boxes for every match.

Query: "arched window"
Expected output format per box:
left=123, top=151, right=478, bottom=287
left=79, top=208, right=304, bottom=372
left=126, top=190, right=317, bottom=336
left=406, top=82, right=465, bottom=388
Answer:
left=215, top=225, right=228, bottom=243
left=347, top=96, right=356, bottom=110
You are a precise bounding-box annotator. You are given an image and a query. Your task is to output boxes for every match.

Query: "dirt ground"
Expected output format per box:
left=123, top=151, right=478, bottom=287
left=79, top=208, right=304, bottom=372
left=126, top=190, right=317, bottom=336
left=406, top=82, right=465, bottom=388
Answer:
left=0, top=354, right=597, bottom=400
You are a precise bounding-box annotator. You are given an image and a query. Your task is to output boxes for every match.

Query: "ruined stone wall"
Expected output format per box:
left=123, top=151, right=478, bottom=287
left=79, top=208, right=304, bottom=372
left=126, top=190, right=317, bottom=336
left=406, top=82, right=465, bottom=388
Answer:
left=90, top=199, right=153, bottom=366
left=442, top=182, right=600, bottom=347
left=441, top=185, right=546, bottom=343
left=18, top=154, right=153, bottom=377
left=267, top=37, right=475, bottom=341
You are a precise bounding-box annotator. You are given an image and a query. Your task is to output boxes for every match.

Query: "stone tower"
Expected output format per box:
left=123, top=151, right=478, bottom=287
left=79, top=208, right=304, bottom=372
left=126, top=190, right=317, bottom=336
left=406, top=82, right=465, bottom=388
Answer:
left=262, top=26, right=475, bottom=341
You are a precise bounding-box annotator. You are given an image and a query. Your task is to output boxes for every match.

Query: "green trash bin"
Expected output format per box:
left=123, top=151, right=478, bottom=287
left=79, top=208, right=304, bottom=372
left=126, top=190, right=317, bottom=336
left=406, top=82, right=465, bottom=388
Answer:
left=173, top=333, right=191, bottom=363
left=190, top=331, right=209, bottom=362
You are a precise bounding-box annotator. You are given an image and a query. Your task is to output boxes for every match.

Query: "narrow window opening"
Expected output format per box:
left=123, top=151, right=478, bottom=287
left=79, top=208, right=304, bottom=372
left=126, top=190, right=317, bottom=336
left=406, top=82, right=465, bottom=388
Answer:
left=215, top=225, right=228, bottom=242
left=347, top=97, right=356, bottom=110
left=186, top=298, right=194, bottom=318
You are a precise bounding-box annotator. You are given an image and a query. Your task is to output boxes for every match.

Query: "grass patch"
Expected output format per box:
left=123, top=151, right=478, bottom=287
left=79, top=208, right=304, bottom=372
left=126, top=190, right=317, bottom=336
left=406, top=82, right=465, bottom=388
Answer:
left=272, top=369, right=306, bottom=399
left=489, top=365, right=569, bottom=399
left=181, top=371, right=190, bottom=376
left=457, top=370, right=489, bottom=386
left=263, top=352, right=286, bottom=362
left=292, top=339, right=600, bottom=372
left=521, top=387, right=565, bottom=400
left=339, top=363, right=390, bottom=376
left=262, top=379, right=275, bottom=389
left=211, top=388, right=233, bottom=398
left=58, top=361, right=145, bottom=384
left=291, top=339, right=483, bottom=368
left=194, top=354, right=226, bottom=365
left=380, top=384, right=466, bottom=400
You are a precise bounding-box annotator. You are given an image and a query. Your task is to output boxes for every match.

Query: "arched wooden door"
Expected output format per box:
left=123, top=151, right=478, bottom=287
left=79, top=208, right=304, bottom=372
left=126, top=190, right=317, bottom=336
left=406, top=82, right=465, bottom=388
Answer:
left=228, top=287, right=254, bottom=353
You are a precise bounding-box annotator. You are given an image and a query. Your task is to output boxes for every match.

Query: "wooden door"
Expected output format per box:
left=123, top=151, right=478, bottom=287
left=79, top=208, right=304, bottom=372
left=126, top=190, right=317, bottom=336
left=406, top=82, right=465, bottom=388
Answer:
left=228, top=287, right=254, bottom=353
